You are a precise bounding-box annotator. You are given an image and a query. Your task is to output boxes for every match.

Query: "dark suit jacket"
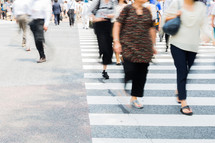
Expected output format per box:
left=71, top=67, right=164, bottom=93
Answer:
left=52, top=2, right=61, bottom=15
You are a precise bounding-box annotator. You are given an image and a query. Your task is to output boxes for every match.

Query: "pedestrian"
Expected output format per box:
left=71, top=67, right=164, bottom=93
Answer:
left=5, top=0, right=12, bottom=21
left=112, top=0, right=127, bottom=65
left=163, top=0, right=212, bottom=115
left=29, top=0, right=52, bottom=63
left=113, top=0, right=157, bottom=108
left=82, top=0, right=90, bottom=29
left=53, top=0, right=62, bottom=25
left=211, top=0, right=215, bottom=45
left=1, top=2, right=7, bottom=20
left=13, top=0, right=31, bottom=50
left=63, top=1, right=68, bottom=18
left=67, top=0, right=77, bottom=26
left=88, top=0, right=117, bottom=79
left=162, top=0, right=173, bottom=52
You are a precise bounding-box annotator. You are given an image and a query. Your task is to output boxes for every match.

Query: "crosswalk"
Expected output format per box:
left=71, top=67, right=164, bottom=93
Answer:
left=78, top=25, right=215, bottom=143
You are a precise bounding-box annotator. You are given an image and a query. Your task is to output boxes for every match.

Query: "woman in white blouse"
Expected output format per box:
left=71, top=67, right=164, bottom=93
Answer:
left=164, top=0, right=212, bottom=115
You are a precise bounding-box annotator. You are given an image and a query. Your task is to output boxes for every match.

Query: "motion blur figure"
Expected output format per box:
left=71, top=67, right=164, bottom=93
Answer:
left=52, top=0, right=62, bottom=25
left=82, top=0, right=90, bottom=29
left=113, top=0, right=157, bottom=108
left=13, top=0, right=31, bottom=50
left=30, top=0, right=52, bottom=63
left=67, top=0, right=77, bottom=26
left=164, top=0, right=212, bottom=115
left=88, top=0, right=117, bottom=79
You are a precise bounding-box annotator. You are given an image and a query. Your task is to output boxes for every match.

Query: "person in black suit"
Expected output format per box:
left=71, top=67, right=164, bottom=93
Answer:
left=53, top=0, right=62, bottom=25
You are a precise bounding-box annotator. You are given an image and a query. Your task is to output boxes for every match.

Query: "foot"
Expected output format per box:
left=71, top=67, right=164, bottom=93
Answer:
left=130, top=99, right=143, bottom=109
left=180, top=106, right=193, bottom=116
left=26, top=48, right=30, bottom=51
left=102, top=71, right=109, bottom=79
left=116, top=62, right=121, bottom=65
left=37, top=58, right=46, bottom=63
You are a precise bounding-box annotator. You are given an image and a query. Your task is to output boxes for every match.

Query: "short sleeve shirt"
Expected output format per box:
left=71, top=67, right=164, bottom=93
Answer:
left=117, top=5, right=154, bottom=63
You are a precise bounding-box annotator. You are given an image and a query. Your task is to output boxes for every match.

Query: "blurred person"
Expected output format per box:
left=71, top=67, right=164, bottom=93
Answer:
left=63, top=1, right=68, bottom=18
left=0, top=3, right=2, bottom=19
left=76, top=0, right=82, bottom=22
left=211, top=0, right=215, bottom=45
left=6, top=0, right=12, bottom=21
left=161, top=0, right=173, bottom=52
left=88, top=0, right=117, bottom=79
left=82, top=0, right=90, bottom=29
left=113, top=0, right=157, bottom=108
left=112, top=0, right=127, bottom=65
left=1, top=2, right=7, bottom=20
left=164, top=0, right=212, bottom=115
left=53, top=0, right=62, bottom=25
left=13, top=0, right=31, bottom=50
left=67, top=0, right=77, bottom=26
left=29, top=0, right=52, bottom=63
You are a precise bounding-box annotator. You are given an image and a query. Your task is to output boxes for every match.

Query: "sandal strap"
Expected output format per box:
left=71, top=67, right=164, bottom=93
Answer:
left=181, top=105, right=190, bottom=110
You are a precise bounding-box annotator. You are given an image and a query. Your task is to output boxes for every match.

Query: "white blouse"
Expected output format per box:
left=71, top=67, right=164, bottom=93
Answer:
left=163, top=0, right=212, bottom=53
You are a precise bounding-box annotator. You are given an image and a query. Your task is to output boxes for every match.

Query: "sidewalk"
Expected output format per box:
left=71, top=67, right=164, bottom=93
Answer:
left=0, top=22, right=92, bottom=143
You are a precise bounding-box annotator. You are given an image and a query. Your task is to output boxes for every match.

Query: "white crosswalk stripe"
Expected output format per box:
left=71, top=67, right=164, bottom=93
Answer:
left=78, top=24, right=215, bottom=142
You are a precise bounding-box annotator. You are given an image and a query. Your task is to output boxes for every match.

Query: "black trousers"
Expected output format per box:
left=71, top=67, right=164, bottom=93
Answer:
left=165, top=34, right=170, bottom=49
left=94, top=20, right=113, bottom=65
left=67, top=9, right=75, bottom=26
left=30, top=19, right=45, bottom=59
left=123, top=59, right=149, bottom=97
left=171, top=44, right=197, bottom=100
left=54, top=14, right=60, bottom=25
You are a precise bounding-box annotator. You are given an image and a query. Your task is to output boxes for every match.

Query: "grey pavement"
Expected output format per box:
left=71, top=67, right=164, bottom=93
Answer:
left=0, top=21, right=91, bottom=143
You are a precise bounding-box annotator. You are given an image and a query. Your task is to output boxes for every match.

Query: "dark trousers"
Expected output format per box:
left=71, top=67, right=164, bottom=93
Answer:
left=54, top=14, right=60, bottom=25
left=165, top=34, right=170, bottom=49
left=30, top=19, right=45, bottom=59
left=67, top=9, right=75, bottom=26
left=94, top=20, right=113, bottom=65
left=171, top=44, right=197, bottom=100
left=123, top=59, right=149, bottom=97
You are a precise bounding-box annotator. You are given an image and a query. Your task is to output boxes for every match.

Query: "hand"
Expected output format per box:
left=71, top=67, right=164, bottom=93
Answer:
left=93, top=17, right=107, bottom=23
left=113, top=42, right=122, bottom=54
left=43, top=26, right=48, bottom=32
left=176, top=10, right=182, bottom=17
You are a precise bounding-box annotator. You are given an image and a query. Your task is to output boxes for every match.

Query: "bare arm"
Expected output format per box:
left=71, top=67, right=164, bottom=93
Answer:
left=113, top=22, right=122, bottom=53
left=149, top=27, right=157, bottom=54
left=212, top=15, right=215, bottom=27
left=165, top=10, right=181, bottom=22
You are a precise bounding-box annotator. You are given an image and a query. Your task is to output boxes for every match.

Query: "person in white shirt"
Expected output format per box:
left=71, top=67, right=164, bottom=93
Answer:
left=29, top=0, right=52, bottom=63
left=67, top=0, right=77, bottom=26
left=63, top=1, right=68, bottom=18
left=82, top=0, right=90, bottom=29
left=13, top=0, right=31, bottom=50
left=164, top=0, right=212, bottom=115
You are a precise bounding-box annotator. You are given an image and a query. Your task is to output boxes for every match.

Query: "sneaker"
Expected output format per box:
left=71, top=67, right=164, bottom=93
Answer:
left=37, top=58, right=46, bottom=63
left=102, top=71, right=109, bottom=79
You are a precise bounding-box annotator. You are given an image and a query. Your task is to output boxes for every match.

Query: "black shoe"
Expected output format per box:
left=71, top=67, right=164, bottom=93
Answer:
left=102, top=71, right=109, bottom=79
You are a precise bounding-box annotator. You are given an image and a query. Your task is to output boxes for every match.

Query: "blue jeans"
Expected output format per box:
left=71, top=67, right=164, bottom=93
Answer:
left=170, top=44, right=197, bottom=100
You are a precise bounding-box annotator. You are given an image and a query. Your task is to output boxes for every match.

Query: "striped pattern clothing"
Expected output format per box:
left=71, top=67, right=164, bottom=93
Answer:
left=117, top=5, right=154, bottom=63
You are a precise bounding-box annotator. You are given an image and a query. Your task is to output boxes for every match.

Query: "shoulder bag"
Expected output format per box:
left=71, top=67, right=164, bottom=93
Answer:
left=162, top=0, right=181, bottom=36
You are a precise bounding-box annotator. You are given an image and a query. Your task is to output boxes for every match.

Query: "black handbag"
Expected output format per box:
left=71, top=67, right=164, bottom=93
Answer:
left=162, top=0, right=181, bottom=36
